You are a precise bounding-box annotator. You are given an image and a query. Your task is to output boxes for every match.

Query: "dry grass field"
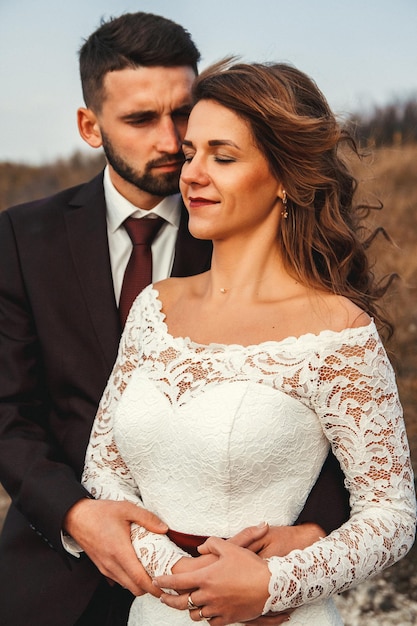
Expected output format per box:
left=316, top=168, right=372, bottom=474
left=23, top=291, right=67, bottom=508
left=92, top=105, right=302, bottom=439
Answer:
left=351, top=144, right=417, bottom=472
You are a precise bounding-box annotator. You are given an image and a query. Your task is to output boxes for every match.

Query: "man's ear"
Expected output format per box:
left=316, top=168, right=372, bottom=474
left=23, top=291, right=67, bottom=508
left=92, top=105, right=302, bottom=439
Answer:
left=77, top=107, right=103, bottom=148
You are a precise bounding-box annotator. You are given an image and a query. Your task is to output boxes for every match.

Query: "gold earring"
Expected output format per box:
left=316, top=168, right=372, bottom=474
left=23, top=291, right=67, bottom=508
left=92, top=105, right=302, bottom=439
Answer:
left=281, top=190, right=288, bottom=219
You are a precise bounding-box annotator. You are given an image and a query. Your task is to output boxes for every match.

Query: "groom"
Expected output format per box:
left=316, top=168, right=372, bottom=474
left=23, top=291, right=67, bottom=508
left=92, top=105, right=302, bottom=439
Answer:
left=0, top=11, right=349, bottom=626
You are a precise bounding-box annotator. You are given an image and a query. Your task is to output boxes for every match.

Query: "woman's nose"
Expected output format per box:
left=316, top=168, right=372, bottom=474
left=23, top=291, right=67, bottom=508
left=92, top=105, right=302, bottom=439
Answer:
left=181, top=156, right=210, bottom=185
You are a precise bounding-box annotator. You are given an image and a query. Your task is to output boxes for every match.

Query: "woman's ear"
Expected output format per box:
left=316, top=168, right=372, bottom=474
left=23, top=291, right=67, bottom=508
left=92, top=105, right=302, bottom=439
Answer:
left=277, top=184, right=286, bottom=203
left=77, top=107, right=103, bottom=148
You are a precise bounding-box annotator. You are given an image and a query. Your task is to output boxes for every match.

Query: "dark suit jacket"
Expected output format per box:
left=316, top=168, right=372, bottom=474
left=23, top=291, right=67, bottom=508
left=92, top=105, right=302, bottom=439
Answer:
left=0, top=173, right=349, bottom=626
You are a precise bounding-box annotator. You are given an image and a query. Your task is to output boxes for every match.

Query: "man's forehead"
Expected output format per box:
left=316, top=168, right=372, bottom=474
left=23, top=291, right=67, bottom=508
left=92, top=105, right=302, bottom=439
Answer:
left=103, top=65, right=195, bottom=94
left=100, top=66, right=195, bottom=114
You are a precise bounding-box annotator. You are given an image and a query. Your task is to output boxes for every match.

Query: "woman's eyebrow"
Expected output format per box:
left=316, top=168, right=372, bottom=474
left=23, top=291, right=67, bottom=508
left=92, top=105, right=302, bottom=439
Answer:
left=182, top=139, right=241, bottom=149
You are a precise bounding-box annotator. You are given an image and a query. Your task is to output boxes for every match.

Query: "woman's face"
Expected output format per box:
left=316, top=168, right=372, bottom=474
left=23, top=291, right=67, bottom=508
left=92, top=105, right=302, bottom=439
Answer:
left=180, top=99, right=283, bottom=241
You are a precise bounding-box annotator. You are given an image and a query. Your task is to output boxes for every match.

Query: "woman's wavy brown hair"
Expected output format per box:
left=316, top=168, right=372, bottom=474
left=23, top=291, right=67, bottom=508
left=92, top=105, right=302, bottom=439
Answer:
left=192, top=59, right=394, bottom=337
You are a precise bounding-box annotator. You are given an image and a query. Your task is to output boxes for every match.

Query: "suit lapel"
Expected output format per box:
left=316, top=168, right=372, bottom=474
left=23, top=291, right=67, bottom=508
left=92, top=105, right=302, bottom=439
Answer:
left=64, top=174, right=121, bottom=369
left=172, top=203, right=212, bottom=277
left=64, top=186, right=210, bottom=367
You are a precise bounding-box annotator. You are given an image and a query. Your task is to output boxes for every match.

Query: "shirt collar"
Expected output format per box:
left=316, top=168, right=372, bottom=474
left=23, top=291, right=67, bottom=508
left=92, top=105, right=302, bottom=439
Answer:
left=104, top=166, right=182, bottom=233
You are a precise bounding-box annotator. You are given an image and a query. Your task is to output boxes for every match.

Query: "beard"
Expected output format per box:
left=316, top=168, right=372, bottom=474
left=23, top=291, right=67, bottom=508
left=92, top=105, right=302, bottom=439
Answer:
left=101, top=131, right=183, bottom=197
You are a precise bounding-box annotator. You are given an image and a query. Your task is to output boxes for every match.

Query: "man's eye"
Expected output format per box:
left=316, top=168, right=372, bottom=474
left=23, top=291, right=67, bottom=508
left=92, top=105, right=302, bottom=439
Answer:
left=124, top=115, right=155, bottom=126
left=128, top=118, right=150, bottom=125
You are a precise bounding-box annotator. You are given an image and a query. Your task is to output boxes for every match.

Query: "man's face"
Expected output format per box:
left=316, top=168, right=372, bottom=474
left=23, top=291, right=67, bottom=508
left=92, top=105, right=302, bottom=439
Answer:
left=95, top=65, right=195, bottom=209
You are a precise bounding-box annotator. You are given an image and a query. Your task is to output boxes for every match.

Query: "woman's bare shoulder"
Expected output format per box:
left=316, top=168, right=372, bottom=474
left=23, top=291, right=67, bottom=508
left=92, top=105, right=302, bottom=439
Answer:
left=154, top=273, right=208, bottom=305
left=315, top=293, right=371, bottom=332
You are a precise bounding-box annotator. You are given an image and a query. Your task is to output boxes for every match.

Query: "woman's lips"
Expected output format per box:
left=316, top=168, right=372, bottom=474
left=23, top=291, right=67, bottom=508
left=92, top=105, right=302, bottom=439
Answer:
left=188, top=197, right=219, bottom=208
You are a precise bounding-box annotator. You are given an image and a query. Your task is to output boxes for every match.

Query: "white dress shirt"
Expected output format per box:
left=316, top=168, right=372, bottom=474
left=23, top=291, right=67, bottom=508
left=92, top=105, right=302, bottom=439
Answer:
left=104, top=167, right=182, bottom=304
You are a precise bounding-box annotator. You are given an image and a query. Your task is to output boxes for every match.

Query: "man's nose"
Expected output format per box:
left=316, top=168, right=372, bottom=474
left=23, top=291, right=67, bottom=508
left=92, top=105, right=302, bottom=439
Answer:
left=156, top=117, right=182, bottom=153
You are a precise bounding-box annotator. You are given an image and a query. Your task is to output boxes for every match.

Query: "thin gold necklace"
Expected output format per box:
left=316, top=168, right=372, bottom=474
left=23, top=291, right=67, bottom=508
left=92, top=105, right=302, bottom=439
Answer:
left=218, top=275, right=270, bottom=295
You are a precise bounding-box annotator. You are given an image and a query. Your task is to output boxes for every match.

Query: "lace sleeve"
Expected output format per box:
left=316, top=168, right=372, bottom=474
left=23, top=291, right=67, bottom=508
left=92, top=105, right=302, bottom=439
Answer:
left=81, top=289, right=189, bottom=577
left=264, top=330, right=416, bottom=614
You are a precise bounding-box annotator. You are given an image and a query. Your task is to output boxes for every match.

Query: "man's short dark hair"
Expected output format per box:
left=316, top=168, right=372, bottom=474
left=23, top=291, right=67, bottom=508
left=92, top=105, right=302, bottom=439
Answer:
left=79, top=12, right=200, bottom=111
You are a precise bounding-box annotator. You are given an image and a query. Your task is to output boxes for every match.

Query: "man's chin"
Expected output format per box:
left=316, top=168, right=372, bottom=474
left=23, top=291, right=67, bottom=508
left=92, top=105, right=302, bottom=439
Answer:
left=141, top=173, right=180, bottom=197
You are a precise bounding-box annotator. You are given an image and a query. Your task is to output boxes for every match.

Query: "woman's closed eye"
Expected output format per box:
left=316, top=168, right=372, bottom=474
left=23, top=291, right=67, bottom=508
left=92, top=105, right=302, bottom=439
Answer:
left=213, top=155, right=236, bottom=163
left=182, top=153, right=236, bottom=164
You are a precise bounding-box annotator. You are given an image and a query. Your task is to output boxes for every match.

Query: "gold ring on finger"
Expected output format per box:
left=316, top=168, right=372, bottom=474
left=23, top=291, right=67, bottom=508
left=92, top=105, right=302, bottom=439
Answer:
left=199, top=608, right=212, bottom=621
left=187, top=594, right=200, bottom=611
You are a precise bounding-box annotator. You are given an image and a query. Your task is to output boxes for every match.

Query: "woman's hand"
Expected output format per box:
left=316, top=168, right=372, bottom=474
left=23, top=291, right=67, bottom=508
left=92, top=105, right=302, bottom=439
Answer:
left=154, top=537, right=272, bottom=625
left=155, top=522, right=318, bottom=623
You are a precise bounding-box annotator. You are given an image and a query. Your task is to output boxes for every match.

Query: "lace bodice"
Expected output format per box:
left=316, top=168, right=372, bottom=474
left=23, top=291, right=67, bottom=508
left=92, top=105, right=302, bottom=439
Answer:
left=82, top=285, right=416, bottom=617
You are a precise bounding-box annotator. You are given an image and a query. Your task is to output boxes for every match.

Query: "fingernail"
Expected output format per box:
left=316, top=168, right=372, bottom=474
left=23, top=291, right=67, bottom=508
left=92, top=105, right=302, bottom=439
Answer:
left=257, top=521, right=268, bottom=527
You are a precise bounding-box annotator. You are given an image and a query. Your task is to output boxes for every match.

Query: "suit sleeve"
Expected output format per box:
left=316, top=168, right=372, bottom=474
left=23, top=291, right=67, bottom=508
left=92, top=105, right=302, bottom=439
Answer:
left=0, top=209, right=90, bottom=554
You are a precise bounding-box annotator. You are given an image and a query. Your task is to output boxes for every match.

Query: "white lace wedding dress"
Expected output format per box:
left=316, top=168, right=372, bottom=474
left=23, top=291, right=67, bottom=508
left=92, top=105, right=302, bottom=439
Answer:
left=82, top=286, right=416, bottom=626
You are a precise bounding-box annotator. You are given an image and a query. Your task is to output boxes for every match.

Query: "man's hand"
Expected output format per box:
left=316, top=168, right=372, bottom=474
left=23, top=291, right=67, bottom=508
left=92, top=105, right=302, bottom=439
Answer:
left=228, top=521, right=326, bottom=557
left=63, top=498, right=168, bottom=596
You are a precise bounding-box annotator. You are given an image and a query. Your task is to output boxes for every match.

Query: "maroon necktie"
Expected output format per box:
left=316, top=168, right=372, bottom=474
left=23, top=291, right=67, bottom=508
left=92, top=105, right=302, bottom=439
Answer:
left=119, top=216, right=164, bottom=326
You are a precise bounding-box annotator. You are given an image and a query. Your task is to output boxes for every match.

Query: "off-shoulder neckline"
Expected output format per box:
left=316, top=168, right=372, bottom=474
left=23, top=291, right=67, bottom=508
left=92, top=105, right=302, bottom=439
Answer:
left=144, top=285, right=378, bottom=351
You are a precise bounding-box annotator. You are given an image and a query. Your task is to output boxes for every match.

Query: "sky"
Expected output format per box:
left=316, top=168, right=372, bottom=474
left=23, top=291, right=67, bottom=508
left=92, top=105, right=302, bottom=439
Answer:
left=1, top=0, right=416, bottom=164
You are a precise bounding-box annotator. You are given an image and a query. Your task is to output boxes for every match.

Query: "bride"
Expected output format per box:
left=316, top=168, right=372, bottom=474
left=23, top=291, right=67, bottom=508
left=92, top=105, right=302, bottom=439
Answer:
left=82, top=60, right=416, bottom=625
